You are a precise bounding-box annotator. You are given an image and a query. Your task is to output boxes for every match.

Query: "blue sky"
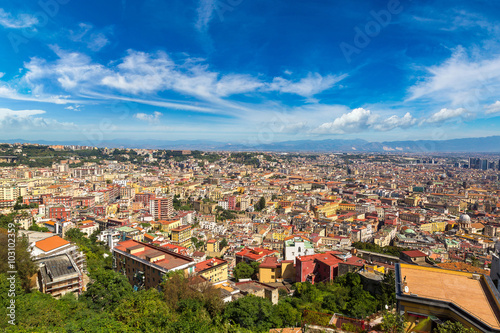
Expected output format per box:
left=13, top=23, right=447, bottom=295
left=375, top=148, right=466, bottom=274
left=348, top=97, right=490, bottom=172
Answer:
left=1, top=0, right=500, bottom=146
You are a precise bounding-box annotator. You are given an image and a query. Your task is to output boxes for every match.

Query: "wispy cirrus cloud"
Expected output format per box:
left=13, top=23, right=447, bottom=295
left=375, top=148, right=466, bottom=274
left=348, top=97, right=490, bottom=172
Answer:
left=0, top=108, right=45, bottom=119
left=195, top=0, right=217, bottom=32
left=268, top=73, right=347, bottom=98
left=69, top=23, right=111, bottom=51
left=0, top=84, right=82, bottom=105
left=0, top=8, right=38, bottom=29
left=407, top=47, right=500, bottom=110
left=6, top=47, right=344, bottom=116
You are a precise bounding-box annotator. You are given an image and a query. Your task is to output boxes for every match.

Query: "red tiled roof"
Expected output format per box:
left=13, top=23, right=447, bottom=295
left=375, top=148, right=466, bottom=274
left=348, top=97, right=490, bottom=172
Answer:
left=260, top=256, right=280, bottom=269
left=235, top=247, right=278, bottom=261
left=402, top=250, right=427, bottom=258
left=195, top=258, right=227, bottom=272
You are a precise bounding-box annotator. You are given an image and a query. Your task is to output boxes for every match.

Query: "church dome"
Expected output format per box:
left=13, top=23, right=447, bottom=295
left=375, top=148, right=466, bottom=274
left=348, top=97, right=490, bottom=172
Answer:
left=459, top=214, right=471, bottom=224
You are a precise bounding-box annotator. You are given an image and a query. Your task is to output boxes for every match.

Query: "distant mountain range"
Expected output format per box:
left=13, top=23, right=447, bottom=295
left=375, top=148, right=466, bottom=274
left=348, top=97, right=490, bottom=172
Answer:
left=2, top=136, right=500, bottom=153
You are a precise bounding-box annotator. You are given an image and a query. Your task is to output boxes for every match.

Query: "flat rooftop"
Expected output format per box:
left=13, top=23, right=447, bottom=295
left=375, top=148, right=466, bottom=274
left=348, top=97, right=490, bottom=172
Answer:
left=115, top=240, right=193, bottom=270
left=37, top=254, right=79, bottom=282
left=400, top=264, right=500, bottom=329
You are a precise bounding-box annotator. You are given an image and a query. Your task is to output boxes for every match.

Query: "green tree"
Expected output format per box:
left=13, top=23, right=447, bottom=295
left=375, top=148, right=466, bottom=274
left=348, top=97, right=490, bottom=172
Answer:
left=0, top=232, right=38, bottom=292
left=220, top=238, right=228, bottom=249
left=233, top=262, right=254, bottom=282
left=434, top=321, right=476, bottom=333
left=13, top=196, right=23, bottom=210
left=113, top=288, right=174, bottom=332
left=322, top=286, right=349, bottom=313
left=224, top=295, right=274, bottom=331
left=271, top=301, right=302, bottom=328
left=28, top=224, right=49, bottom=232
left=254, top=197, right=266, bottom=211
left=381, top=311, right=406, bottom=333
left=377, top=271, right=396, bottom=309
left=80, top=268, right=133, bottom=311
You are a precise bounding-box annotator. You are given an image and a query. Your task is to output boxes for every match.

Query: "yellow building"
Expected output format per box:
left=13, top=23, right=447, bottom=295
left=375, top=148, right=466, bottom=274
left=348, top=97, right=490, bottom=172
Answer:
left=195, top=258, right=228, bottom=283
left=404, top=195, right=421, bottom=207
left=259, top=257, right=295, bottom=283
left=314, top=201, right=340, bottom=218
left=272, top=226, right=293, bottom=241
left=206, top=239, right=219, bottom=253
left=419, top=222, right=447, bottom=233
left=171, top=225, right=192, bottom=248
left=156, top=219, right=181, bottom=234
left=339, top=203, right=356, bottom=211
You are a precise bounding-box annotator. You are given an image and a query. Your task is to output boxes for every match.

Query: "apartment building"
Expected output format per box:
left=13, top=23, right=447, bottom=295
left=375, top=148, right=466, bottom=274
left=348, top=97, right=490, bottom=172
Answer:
left=195, top=258, right=228, bottom=283
left=36, top=253, right=83, bottom=299
left=171, top=225, right=192, bottom=248
left=149, top=196, right=173, bottom=220
left=113, top=240, right=196, bottom=289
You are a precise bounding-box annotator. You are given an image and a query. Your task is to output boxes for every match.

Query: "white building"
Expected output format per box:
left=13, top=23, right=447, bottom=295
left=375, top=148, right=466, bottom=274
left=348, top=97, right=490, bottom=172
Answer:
left=283, top=236, right=315, bottom=263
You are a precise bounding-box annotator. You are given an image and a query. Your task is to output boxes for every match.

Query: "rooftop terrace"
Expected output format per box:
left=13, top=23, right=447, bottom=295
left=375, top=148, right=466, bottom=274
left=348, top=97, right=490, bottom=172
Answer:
left=398, top=263, right=500, bottom=331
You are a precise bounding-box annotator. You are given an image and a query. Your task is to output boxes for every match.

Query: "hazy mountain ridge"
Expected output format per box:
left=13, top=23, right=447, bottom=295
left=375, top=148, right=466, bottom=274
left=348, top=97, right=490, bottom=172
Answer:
left=2, top=136, right=499, bottom=152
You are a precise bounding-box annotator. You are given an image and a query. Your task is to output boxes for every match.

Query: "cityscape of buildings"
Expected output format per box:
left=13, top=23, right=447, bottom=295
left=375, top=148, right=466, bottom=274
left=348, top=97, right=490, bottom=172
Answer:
left=3, top=142, right=500, bottom=331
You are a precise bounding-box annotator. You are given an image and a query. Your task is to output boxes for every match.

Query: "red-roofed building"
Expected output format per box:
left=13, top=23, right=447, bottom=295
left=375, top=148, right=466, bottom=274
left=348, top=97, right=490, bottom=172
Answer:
left=195, top=258, right=228, bottom=283
left=400, top=250, right=428, bottom=264
left=296, top=251, right=364, bottom=283
left=235, top=247, right=279, bottom=264
left=30, top=235, right=86, bottom=273
left=158, top=243, right=189, bottom=256
left=113, top=239, right=196, bottom=289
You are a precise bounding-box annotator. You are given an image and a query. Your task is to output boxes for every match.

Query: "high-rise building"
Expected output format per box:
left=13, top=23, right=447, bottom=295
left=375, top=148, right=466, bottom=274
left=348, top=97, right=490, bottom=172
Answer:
left=149, top=196, right=173, bottom=220
left=227, top=196, right=236, bottom=210
left=481, top=159, right=489, bottom=171
left=469, top=157, right=481, bottom=169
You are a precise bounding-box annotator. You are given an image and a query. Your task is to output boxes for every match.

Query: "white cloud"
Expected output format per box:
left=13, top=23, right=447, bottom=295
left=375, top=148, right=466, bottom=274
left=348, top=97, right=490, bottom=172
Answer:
left=0, top=72, right=4, bottom=79
left=314, top=108, right=419, bottom=134
left=372, top=112, right=417, bottom=131
left=0, top=107, right=75, bottom=130
left=0, top=9, right=38, bottom=29
left=24, top=47, right=106, bottom=90
left=87, top=33, right=109, bottom=51
left=195, top=0, right=216, bottom=32
left=485, top=101, right=500, bottom=114
left=315, top=108, right=378, bottom=134
left=269, top=73, right=347, bottom=97
left=2, top=47, right=347, bottom=121
left=0, top=116, right=76, bottom=130
left=0, top=83, right=81, bottom=104
left=215, top=74, right=264, bottom=97
left=65, top=105, right=82, bottom=111
left=86, top=92, right=216, bottom=113
left=424, top=107, right=469, bottom=124
left=0, top=108, right=45, bottom=119
left=134, top=111, right=162, bottom=123
left=407, top=47, right=500, bottom=110
left=69, top=23, right=110, bottom=51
